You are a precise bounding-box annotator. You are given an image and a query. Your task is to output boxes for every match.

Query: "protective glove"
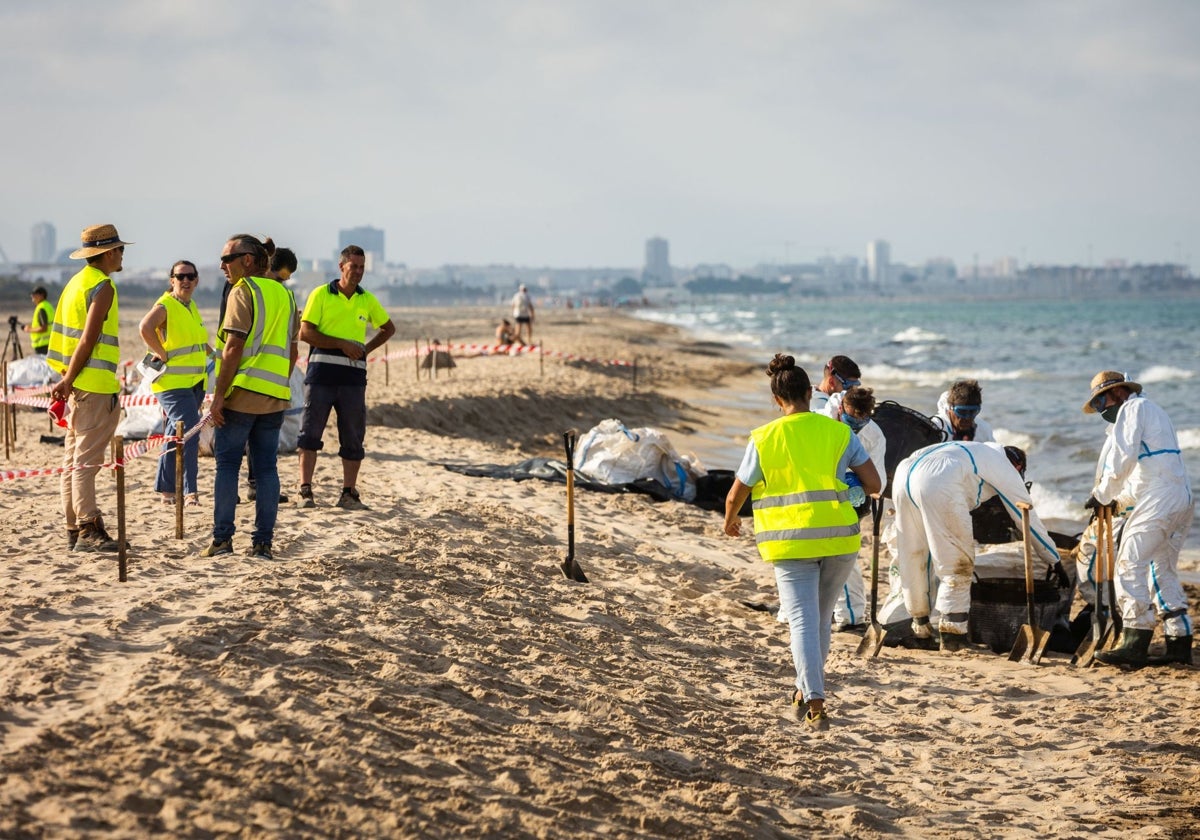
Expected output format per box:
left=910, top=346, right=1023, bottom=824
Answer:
left=1046, top=560, right=1071, bottom=589
left=1084, top=495, right=1117, bottom=514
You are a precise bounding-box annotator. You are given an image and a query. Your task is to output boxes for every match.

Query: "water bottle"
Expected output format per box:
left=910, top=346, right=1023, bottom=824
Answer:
left=844, top=472, right=866, bottom=507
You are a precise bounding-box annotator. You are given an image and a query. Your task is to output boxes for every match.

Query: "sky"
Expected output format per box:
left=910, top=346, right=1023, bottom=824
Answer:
left=1, top=0, right=1197, bottom=274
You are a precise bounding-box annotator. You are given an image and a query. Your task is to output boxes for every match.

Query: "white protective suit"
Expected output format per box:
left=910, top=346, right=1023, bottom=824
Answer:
left=930, top=390, right=995, bottom=443
left=894, top=441, right=1059, bottom=634
left=1090, top=393, right=1194, bottom=636
left=832, top=419, right=887, bottom=628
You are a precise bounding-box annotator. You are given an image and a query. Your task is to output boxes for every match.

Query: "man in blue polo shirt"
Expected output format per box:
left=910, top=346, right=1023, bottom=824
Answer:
left=295, top=245, right=395, bottom=510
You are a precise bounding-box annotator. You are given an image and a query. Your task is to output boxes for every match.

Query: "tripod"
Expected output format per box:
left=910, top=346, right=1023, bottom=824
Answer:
left=3, top=317, right=24, bottom=361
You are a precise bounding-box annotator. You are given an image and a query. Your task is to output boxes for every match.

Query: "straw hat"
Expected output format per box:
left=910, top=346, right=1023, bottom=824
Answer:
left=69, top=224, right=133, bottom=259
left=1082, top=370, right=1141, bottom=413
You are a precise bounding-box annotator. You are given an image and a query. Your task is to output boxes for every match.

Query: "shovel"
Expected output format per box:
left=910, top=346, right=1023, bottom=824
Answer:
left=1072, top=508, right=1108, bottom=667
left=560, top=430, right=589, bottom=583
left=1009, top=502, right=1050, bottom=664
left=856, top=496, right=888, bottom=658
left=1098, top=505, right=1122, bottom=651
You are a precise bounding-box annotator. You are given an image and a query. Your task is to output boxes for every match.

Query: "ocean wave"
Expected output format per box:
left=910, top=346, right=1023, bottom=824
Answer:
left=1178, top=428, right=1200, bottom=449
left=992, top=428, right=1036, bottom=452
left=860, top=364, right=1030, bottom=388
left=1030, top=483, right=1088, bottom=526
left=890, top=327, right=947, bottom=344
left=825, top=327, right=853, bottom=337
left=1136, top=365, right=1194, bottom=384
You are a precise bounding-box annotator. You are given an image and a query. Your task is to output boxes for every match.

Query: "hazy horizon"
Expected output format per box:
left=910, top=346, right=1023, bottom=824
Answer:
left=2, top=1, right=1197, bottom=273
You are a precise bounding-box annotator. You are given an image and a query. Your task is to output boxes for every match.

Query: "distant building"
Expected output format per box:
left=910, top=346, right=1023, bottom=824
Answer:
left=31, top=222, right=56, bottom=263
left=867, top=239, right=890, bottom=284
left=338, top=225, right=385, bottom=269
left=643, top=237, right=673, bottom=286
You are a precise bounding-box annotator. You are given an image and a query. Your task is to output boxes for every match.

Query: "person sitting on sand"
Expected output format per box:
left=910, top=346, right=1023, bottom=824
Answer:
left=495, top=319, right=522, bottom=346
left=724, top=354, right=880, bottom=731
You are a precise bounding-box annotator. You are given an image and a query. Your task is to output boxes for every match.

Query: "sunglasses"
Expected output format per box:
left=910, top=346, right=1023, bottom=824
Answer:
left=951, top=404, right=981, bottom=419
left=172, top=272, right=198, bottom=281
left=220, top=252, right=250, bottom=265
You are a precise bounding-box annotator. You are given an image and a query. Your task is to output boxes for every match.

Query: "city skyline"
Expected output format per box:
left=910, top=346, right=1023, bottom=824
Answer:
left=1, top=2, right=1197, bottom=273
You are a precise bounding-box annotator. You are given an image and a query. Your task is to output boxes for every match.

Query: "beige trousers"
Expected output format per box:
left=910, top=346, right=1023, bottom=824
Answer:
left=60, top=389, right=121, bottom=529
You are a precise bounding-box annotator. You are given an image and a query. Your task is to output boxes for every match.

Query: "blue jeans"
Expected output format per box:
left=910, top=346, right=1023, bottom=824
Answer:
left=775, top=553, right=857, bottom=703
left=213, top=408, right=284, bottom=545
left=154, top=383, right=205, bottom=495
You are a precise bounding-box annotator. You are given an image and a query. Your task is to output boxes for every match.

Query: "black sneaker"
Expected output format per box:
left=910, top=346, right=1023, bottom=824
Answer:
left=246, top=484, right=257, bottom=501
left=67, top=528, right=80, bottom=550
left=940, top=630, right=969, bottom=652
left=336, top=487, right=369, bottom=511
left=203, top=539, right=234, bottom=557
left=297, top=484, right=315, bottom=509
left=250, top=542, right=273, bottom=560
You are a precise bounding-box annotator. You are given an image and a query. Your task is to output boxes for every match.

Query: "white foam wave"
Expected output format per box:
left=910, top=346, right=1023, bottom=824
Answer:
left=859, top=364, right=1030, bottom=388
left=1136, top=365, right=1194, bottom=384
left=824, top=327, right=853, bottom=337
left=891, top=327, right=946, bottom=344
left=992, top=428, right=1035, bottom=452
left=1177, top=428, right=1200, bottom=450
left=1029, top=483, right=1087, bottom=528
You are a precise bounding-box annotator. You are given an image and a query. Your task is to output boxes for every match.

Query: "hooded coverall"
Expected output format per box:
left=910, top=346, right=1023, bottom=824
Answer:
left=895, top=441, right=1059, bottom=634
left=1090, top=393, right=1194, bottom=636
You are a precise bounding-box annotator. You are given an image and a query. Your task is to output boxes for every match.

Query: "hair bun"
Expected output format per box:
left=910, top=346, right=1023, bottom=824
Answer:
left=766, top=353, right=796, bottom=377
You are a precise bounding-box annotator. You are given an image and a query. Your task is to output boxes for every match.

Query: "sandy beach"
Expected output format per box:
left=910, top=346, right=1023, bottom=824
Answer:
left=2, top=305, right=1198, bottom=839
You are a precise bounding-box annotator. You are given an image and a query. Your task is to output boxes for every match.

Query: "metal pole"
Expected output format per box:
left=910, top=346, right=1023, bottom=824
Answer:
left=114, top=436, right=128, bottom=582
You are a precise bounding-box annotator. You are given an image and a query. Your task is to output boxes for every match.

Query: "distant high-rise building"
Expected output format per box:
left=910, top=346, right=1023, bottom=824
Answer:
left=867, top=239, right=891, bottom=284
left=338, top=225, right=385, bottom=269
left=643, top=237, right=672, bottom=286
left=31, top=222, right=56, bottom=263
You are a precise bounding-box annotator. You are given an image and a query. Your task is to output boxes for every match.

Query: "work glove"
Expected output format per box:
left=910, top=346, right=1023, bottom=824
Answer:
left=1084, top=495, right=1117, bottom=514
left=1046, top=560, right=1071, bottom=589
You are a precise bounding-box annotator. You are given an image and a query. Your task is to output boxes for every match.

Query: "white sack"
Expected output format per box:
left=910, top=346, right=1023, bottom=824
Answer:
left=574, top=418, right=705, bottom=502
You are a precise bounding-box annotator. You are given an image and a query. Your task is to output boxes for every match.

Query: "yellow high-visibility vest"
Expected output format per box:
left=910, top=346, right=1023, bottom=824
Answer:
left=222, top=276, right=295, bottom=401
left=750, top=412, right=860, bottom=561
left=30, top=299, right=54, bottom=350
left=46, top=265, right=120, bottom=394
left=151, top=293, right=209, bottom=394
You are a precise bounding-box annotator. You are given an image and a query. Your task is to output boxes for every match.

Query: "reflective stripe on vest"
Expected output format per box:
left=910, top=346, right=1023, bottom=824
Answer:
left=750, top=412, right=860, bottom=561
left=227, top=276, right=295, bottom=400
left=152, top=293, right=210, bottom=393
left=46, top=265, right=120, bottom=394
left=30, top=300, right=54, bottom=349
left=308, top=351, right=367, bottom=370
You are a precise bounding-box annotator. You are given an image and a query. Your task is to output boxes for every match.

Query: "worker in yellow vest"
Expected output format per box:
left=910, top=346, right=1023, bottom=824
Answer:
left=724, top=354, right=881, bottom=731
left=138, top=260, right=210, bottom=506
left=47, top=224, right=132, bottom=552
left=295, top=244, right=395, bottom=510
left=206, top=234, right=298, bottom=561
left=24, top=286, right=55, bottom=355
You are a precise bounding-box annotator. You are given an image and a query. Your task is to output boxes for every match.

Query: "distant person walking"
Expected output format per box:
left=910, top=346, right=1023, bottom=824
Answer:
left=138, top=260, right=209, bottom=507
left=47, top=224, right=131, bottom=552
left=296, top=245, right=395, bottom=511
left=208, top=234, right=299, bottom=560
left=511, top=284, right=535, bottom=344
left=723, top=354, right=880, bottom=731
left=24, top=286, right=54, bottom=355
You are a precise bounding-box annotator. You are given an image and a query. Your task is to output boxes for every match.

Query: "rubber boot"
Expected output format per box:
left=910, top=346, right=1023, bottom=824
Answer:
left=1094, top=628, right=1152, bottom=669
left=1147, top=635, right=1193, bottom=667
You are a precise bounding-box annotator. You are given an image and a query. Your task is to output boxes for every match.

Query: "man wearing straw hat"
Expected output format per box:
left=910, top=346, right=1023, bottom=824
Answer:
left=1083, top=371, right=1195, bottom=668
left=47, top=224, right=132, bottom=552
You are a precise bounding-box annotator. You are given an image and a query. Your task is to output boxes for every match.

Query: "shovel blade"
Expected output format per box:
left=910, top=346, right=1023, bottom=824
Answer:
left=855, top=623, right=888, bottom=659
left=560, top=556, right=588, bottom=583
left=1072, top=636, right=1098, bottom=667
left=1009, top=626, right=1034, bottom=662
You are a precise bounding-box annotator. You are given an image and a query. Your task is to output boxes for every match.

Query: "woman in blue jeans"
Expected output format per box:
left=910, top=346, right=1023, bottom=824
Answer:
left=724, top=354, right=881, bottom=730
left=138, top=260, right=210, bottom=505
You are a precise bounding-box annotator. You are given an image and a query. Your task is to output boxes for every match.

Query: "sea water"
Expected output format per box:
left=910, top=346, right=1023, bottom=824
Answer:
left=636, top=294, right=1200, bottom=565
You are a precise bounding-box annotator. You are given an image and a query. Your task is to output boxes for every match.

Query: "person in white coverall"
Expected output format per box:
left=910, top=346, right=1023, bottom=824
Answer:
left=1083, top=371, right=1195, bottom=669
left=831, top=387, right=888, bottom=631
left=894, top=440, right=1059, bottom=651
left=931, top=379, right=995, bottom=443
left=811, top=355, right=860, bottom=416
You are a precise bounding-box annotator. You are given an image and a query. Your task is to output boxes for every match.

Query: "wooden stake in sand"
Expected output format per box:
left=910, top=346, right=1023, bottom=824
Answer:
left=175, top=420, right=184, bottom=540
left=113, top=435, right=128, bottom=583
left=2, top=359, right=9, bottom=460
left=384, top=342, right=389, bottom=386
left=539, top=341, right=544, bottom=377
left=414, top=339, right=420, bottom=381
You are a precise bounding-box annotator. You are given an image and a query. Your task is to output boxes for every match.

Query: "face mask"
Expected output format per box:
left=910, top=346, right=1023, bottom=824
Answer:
left=842, top=413, right=868, bottom=433
left=1100, top=404, right=1121, bottom=424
